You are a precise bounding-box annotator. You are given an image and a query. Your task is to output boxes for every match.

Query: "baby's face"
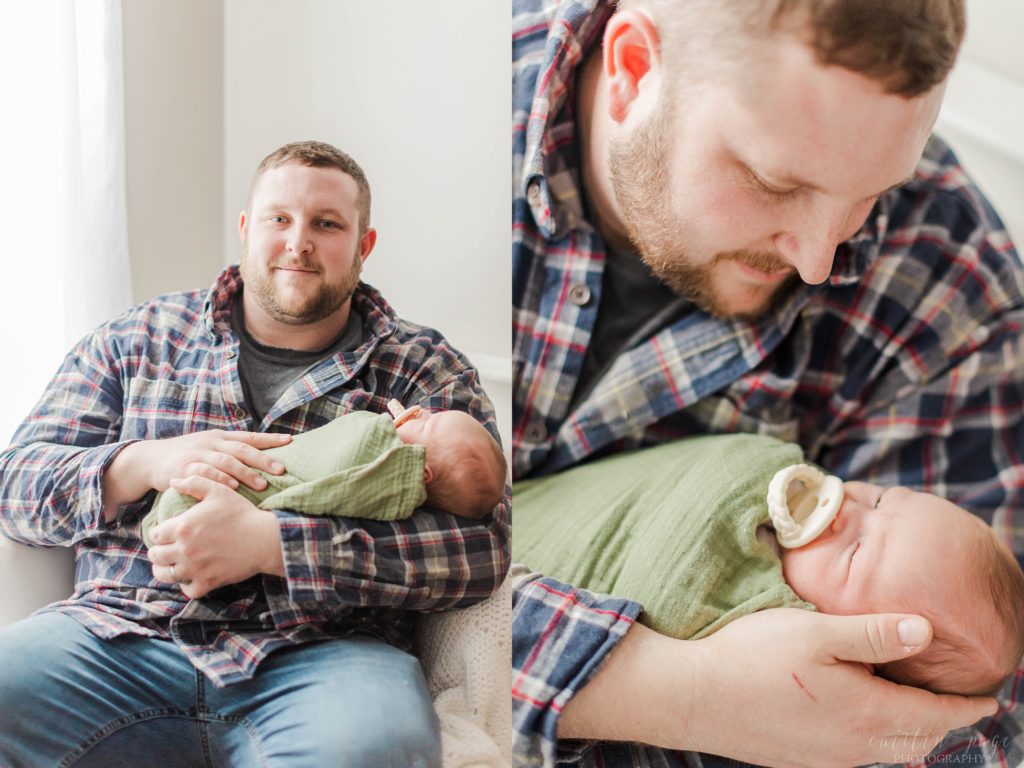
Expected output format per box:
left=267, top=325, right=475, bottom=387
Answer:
left=781, top=482, right=983, bottom=615
left=394, top=409, right=481, bottom=452
left=393, top=407, right=436, bottom=444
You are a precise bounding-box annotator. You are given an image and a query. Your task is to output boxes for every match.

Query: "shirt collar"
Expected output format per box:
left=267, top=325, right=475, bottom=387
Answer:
left=521, top=0, right=613, bottom=241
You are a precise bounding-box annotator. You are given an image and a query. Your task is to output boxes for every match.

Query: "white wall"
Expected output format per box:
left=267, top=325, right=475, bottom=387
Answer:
left=935, top=0, right=1024, bottom=248
left=123, top=0, right=224, bottom=301
left=124, top=1, right=511, bottom=450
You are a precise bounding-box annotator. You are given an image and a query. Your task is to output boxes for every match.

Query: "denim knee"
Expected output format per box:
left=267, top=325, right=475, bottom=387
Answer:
left=0, top=613, right=76, bottom=708
left=311, top=704, right=442, bottom=768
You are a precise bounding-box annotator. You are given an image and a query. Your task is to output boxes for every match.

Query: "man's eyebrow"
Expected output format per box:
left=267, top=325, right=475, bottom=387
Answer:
left=747, top=160, right=915, bottom=198
left=259, top=205, right=349, bottom=220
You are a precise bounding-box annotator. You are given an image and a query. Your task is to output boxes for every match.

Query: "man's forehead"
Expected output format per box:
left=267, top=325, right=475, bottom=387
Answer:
left=709, top=39, right=940, bottom=198
left=250, top=163, right=359, bottom=207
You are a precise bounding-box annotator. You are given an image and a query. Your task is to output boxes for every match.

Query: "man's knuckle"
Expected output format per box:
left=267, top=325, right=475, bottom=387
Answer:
left=864, top=619, right=887, bottom=659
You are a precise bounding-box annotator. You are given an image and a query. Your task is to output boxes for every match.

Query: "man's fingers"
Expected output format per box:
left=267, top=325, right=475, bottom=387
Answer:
left=229, top=442, right=286, bottom=477
left=198, top=448, right=272, bottom=489
left=147, top=542, right=175, bottom=565
left=190, top=463, right=239, bottom=490
left=219, top=431, right=292, bottom=449
left=219, top=454, right=270, bottom=490
left=151, top=562, right=179, bottom=584
left=820, top=612, right=933, bottom=665
left=871, top=730, right=945, bottom=765
left=866, top=687, right=998, bottom=764
left=925, top=689, right=999, bottom=732
left=170, top=474, right=221, bottom=501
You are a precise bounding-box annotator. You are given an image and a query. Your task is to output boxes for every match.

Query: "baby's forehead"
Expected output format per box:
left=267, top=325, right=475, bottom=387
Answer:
left=893, top=514, right=990, bottom=589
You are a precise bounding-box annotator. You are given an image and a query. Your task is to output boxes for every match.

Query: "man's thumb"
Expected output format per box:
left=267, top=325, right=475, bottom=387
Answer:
left=827, top=613, right=933, bottom=665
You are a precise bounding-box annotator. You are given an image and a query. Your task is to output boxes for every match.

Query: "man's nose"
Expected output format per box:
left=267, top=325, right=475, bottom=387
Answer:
left=772, top=204, right=849, bottom=285
left=773, top=229, right=837, bottom=285
left=286, top=223, right=314, bottom=254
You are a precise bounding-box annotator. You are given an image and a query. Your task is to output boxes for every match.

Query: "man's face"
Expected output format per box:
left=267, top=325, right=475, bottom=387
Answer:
left=609, top=38, right=944, bottom=318
left=239, top=163, right=369, bottom=328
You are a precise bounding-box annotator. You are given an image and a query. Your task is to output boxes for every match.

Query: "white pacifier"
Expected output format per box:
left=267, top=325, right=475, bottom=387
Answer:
left=387, top=398, right=422, bottom=427
left=766, top=464, right=844, bottom=549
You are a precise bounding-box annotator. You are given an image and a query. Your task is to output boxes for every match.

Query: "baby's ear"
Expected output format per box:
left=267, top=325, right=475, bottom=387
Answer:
left=423, top=464, right=434, bottom=484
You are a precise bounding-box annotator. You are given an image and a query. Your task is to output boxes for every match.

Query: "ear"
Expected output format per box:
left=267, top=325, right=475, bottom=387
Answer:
left=603, top=9, right=661, bottom=123
left=238, top=211, right=248, bottom=243
left=359, top=227, right=377, bottom=264
left=423, top=464, right=434, bottom=484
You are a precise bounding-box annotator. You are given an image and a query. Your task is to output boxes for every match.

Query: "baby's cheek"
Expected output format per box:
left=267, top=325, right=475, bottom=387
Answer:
left=781, top=548, right=831, bottom=607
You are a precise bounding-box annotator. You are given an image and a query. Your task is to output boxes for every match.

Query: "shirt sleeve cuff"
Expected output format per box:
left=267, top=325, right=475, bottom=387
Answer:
left=80, top=439, right=144, bottom=532
left=511, top=566, right=642, bottom=765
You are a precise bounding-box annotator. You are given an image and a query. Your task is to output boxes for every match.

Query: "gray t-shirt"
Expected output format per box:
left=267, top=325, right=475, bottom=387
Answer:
left=571, top=245, right=686, bottom=409
left=231, top=292, right=365, bottom=422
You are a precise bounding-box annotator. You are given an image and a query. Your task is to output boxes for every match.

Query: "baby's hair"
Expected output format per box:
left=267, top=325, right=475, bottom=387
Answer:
left=428, top=417, right=507, bottom=519
left=879, top=521, right=1024, bottom=695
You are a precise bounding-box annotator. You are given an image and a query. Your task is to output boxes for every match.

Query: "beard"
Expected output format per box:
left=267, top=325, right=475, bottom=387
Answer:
left=607, top=103, right=798, bottom=319
left=239, top=241, right=363, bottom=326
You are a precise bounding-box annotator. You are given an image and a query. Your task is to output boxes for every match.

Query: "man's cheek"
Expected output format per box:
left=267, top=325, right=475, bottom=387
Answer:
left=701, top=189, right=772, bottom=251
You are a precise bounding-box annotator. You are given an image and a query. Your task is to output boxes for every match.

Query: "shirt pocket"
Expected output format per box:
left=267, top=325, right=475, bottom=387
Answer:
left=120, top=377, right=197, bottom=440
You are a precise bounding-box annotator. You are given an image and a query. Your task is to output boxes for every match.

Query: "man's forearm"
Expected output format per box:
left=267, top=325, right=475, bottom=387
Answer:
left=273, top=501, right=510, bottom=613
left=100, top=441, right=154, bottom=523
left=559, top=622, right=699, bottom=746
left=0, top=441, right=127, bottom=546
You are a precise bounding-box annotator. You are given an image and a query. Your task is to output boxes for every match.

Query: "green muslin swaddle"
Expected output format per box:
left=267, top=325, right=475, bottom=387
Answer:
left=513, top=434, right=816, bottom=639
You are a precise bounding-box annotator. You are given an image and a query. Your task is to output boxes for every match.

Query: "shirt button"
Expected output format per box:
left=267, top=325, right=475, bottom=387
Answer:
left=569, top=284, right=592, bottom=306
left=527, top=181, right=542, bottom=206
left=226, top=350, right=237, bottom=359
left=524, top=422, right=547, bottom=444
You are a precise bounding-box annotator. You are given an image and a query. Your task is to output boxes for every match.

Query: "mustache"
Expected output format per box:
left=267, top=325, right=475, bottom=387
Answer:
left=271, top=260, right=320, bottom=271
left=714, top=250, right=791, bottom=274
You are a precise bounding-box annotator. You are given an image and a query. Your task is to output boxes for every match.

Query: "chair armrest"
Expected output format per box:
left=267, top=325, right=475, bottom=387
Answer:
left=0, top=536, right=75, bottom=630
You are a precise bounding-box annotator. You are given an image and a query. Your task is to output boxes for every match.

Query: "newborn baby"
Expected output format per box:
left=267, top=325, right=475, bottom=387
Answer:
left=780, top=480, right=1023, bottom=695
left=513, top=435, right=1024, bottom=696
left=142, top=405, right=506, bottom=547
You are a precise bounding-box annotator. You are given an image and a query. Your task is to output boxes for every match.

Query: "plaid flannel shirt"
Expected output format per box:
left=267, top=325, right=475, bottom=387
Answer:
left=512, top=0, right=1024, bottom=765
left=0, top=265, right=510, bottom=687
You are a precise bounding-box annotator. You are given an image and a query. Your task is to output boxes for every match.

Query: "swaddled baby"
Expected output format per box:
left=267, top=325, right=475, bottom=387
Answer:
left=513, top=435, right=1024, bottom=696
left=143, top=405, right=506, bottom=547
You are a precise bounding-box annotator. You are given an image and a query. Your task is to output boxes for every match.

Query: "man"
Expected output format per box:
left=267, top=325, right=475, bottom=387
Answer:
left=512, top=1, right=1024, bottom=766
left=0, top=141, right=509, bottom=767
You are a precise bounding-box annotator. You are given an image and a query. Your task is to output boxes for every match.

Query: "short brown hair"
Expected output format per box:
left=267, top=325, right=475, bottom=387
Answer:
left=879, top=523, right=1024, bottom=696
left=622, top=0, right=965, bottom=97
left=427, top=416, right=507, bottom=519
left=250, top=140, right=372, bottom=233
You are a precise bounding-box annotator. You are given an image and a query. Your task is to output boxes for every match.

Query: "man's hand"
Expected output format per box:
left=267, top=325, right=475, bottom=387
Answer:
left=146, top=475, right=286, bottom=599
left=560, top=609, right=998, bottom=767
left=689, top=609, right=997, bottom=766
left=102, top=430, right=291, bottom=523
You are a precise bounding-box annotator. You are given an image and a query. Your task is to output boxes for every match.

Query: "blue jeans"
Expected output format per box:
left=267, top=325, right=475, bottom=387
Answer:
left=0, top=612, right=441, bottom=768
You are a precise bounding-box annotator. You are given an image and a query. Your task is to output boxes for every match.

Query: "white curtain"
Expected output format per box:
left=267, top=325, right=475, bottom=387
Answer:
left=0, top=0, right=132, bottom=446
